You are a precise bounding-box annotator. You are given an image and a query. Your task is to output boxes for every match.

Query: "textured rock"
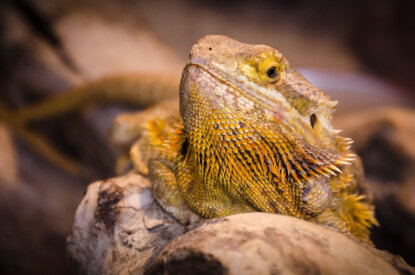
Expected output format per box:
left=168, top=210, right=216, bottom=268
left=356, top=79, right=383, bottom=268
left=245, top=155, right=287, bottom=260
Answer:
left=148, top=213, right=413, bottom=275
left=67, top=173, right=414, bottom=275
left=336, top=107, right=415, bottom=265
left=66, top=173, right=185, bottom=274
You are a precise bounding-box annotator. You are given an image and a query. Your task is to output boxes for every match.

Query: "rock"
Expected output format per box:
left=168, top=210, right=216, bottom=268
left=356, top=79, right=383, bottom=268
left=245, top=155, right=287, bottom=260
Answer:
left=148, top=214, right=413, bottom=275
left=66, top=173, right=185, bottom=274
left=1, top=1, right=185, bottom=273
left=335, top=107, right=415, bottom=265
left=67, top=173, right=414, bottom=274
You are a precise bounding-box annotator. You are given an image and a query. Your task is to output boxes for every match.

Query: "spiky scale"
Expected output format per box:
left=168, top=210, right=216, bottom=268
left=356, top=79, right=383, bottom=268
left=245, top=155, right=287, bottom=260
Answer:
left=134, top=35, right=377, bottom=244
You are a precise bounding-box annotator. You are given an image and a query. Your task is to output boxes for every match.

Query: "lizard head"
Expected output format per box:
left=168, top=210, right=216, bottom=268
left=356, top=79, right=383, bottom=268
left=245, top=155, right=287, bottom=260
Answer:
left=181, top=35, right=353, bottom=183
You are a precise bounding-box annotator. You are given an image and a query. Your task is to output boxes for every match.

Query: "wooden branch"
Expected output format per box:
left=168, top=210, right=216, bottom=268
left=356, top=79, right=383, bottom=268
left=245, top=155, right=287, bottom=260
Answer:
left=67, top=173, right=414, bottom=274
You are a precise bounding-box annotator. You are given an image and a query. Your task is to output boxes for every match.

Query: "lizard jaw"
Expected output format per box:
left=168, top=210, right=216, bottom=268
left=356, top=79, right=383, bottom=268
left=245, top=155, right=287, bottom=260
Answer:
left=185, top=61, right=292, bottom=122
left=181, top=63, right=354, bottom=183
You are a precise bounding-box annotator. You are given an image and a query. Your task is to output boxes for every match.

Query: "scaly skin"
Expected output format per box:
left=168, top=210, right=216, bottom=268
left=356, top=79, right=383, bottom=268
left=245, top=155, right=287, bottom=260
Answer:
left=127, top=35, right=377, bottom=243
left=1, top=34, right=376, bottom=242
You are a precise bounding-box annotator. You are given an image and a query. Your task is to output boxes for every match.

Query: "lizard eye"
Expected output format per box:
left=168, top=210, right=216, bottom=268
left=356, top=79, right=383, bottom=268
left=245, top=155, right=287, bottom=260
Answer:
left=258, top=58, right=282, bottom=83
left=267, top=66, right=277, bottom=78
left=310, top=114, right=317, bottom=128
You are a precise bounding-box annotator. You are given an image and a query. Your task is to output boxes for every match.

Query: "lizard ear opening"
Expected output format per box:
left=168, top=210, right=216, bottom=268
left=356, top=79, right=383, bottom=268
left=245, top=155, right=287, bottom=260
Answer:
left=310, top=114, right=317, bottom=128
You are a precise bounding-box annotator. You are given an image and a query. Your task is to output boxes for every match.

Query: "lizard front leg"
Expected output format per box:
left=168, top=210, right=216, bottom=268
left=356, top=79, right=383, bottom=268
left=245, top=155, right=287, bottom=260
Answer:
left=124, top=113, right=201, bottom=224
left=175, top=155, right=256, bottom=218
left=149, top=157, right=201, bottom=225
left=110, top=99, right=179, bottom=174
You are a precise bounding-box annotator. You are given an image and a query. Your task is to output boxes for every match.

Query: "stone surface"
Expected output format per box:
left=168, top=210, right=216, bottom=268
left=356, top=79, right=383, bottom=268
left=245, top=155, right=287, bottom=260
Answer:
left=148, top=213, right=413, bottom=275
left=1, top=2, right=183, bottom=272
left=66, top=173, right=185, bottom=275
left=67, top=172, right=414, bottom=275
left=335, top=107, right=415, bottom=265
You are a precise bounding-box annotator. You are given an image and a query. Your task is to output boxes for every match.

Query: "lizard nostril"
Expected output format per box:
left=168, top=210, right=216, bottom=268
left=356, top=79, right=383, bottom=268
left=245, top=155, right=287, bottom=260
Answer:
left=208, top=47, right=212, bottom=51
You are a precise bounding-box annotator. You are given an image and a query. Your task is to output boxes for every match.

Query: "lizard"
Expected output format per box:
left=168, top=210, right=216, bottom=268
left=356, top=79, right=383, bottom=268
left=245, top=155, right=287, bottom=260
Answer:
left=110, top=34, right=378, bottom=244
left=1, top=34, right=377, bottom=243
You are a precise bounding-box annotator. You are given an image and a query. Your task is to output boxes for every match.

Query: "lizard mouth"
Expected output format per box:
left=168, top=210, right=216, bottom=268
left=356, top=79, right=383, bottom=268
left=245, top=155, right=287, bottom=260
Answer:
left=186, top=60, right=291, bottom=121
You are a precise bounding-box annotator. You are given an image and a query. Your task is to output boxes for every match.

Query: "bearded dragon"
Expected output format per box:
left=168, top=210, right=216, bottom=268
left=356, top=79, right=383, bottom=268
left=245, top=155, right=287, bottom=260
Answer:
left=110, top=35, right=377, bottom=243
left=2, top=34, right=377, bottom=243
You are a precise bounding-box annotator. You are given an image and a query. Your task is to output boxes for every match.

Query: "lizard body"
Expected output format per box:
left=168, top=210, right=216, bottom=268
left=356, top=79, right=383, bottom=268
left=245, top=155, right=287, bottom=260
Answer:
left=1, top=34, right=377, bottom=243
left=127, top=35, right=377, bottom=243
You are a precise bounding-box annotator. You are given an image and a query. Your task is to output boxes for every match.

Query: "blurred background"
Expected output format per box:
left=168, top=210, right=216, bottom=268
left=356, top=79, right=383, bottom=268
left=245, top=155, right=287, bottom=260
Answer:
left=0, top=0, right=414, bottom=273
